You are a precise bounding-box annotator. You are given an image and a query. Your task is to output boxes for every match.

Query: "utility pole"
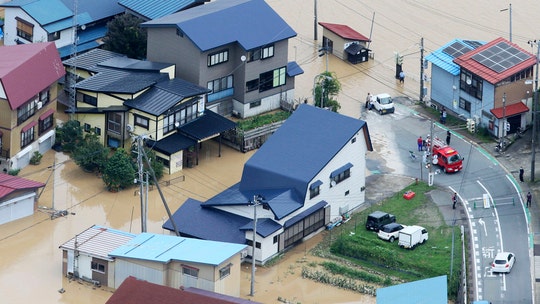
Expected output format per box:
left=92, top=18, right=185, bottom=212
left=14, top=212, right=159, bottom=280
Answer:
left=500, top=4, right=512, bottom=42
left=136, top=136, right=147, bottom=232
left=313, top=0, right=317, bottom=40
left=250, top=195, right=263, bottom=296
left=419, top=37, right=425, bottom=102
left=529, top=40, right=539, bottom=181
left=501, top=93, right=506, bottom=151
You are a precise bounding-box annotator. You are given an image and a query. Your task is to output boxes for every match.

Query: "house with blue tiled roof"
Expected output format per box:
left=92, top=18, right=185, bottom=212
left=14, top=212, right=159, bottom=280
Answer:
left=141, top=0, right=304, bottom=119
left=426, top=37, right=536, bottom=138
left=62, top=48, right=235, bottom=173
left=119, top=0, right=209, bottom=21
left=0, top=0, right=124, bottom=58
left=163, top=104, right=373, bottom=264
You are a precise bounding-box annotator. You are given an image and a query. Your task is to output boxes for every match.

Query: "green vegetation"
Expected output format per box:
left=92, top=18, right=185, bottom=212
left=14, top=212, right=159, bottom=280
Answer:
left=103, top=14, right=147, bottom=60
left=55, top=120, right=83, bottom=153
left=313, top=71, right=341, bottom=112
left=102, top=148, right=137, bottom=192
left=237, top=111, right=291, bottom=131
left=73, top=130, right=109, bottom=173
left=29, top=151, right=43, bottom=165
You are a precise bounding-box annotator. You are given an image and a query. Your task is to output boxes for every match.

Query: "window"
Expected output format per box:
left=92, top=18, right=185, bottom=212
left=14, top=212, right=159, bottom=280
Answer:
left=134, top=115, right=149, bottom=129
left=459, top=70, right=483, bottom=100
left=246, top=79, right=259, bottom=92
left=459, top=97, right=471, bottom=113
left=208, top=75, right=233, bottom=94
left=81, top=94, right=97, bottom=107
left=207, top=50, right=229, bottom=67
left=259, top=67, right=286, bottom=92
left=84, top=123, right=91, bottom=132
left=262, top=45, right=274, bottom=59
left=249, top=100, right=261, bottom=108
left=219, top=264, right=232, bottom=279
left=95, top=127, right=101, bottom=135
left=246, top=240, right=261, bottom=249
left=248, top=45, right=274, bottom=61
left=182, top=265, right=199, bottom=278
left=162, top=101, right=200, bottom=134
left=273, top=235, right=278, bottom=244
left=309, top=185, right=320, bottom=199
left=330, top=163, right=353, bottom=186
left=21, top=126, right=35, bottom=148
left=39, top=89, right=49, bottom=105
left=91, top=261, right=105, bottom=273
left=48, top=31, right=60, bottom=41
left=107, top=113, right=122, bottom=134
left=39, top=115, right=54, bottom=134
left=17, top=100, right=37, bottom=125
left=16, top=17, right=34, bottom=41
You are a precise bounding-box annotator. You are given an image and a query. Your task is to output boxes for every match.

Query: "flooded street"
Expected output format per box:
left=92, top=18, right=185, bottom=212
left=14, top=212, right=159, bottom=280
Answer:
left=1, top=1, right=540, bottom=303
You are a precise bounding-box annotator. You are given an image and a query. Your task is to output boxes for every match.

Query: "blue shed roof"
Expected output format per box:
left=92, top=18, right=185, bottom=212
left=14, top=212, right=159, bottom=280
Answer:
left=141, top=0, right=296, bottom=52
left=109, top=232, right=246, bottom=266
left=425, top=39, right=485, bottom=76
left=239, top=104, right=369, bottom=201
left=377, top=275, right=447, bottom=303
left=119, top=0, right=208, bottom=20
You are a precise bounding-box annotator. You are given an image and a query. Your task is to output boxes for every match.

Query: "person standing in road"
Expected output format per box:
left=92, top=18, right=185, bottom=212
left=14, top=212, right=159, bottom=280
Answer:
left=527, top=191, right=532, bottom=208
left=446, top=130, right=451, bottom=145
left=452, top=192, right=457, bottom=209
left=519, top=167, right=524, bottom=182
left=441, top=108, right=447, bottom=124
left=399, top=71, right=405, bottom=84
left=417, top=136, right=423, bottom=151
left=365, top=93, right=372, bottom=109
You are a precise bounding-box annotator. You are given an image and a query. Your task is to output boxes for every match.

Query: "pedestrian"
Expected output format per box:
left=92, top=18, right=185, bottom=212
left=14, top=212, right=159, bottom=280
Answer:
left=452, top=192, right=457, bottom=209
left=365, top=93, right=372, bottom=109
left=417, top=136, right=423, bottom=151
left=527, top=191, right=532, bottom=208
left=399, top=71, right=405, bottom=84
left=519, top=167, right=524, bottom=183
left=441, top=108, right=447, bottom=124
left=446, top=130, right=451, bottom=145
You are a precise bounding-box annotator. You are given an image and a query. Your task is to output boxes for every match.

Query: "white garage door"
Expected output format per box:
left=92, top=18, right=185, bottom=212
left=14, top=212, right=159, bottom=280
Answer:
left=0, top=195, right=35, bottom=225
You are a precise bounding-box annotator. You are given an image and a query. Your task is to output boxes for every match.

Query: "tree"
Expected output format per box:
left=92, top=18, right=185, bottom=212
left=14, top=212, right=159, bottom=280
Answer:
left=55, top=120, right=83, bottom=153
left=72, top=130, right=110, bottom=173
left=313, top=71, right=341, bottom=112
left=102, top=14, right=147, bottom=59
left=102, top=148, right=136, bottom=192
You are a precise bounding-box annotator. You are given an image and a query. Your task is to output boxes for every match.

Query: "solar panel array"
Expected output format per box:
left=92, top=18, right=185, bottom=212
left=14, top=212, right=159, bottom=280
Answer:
left=471, top=41, right=530, bottom=73
left=463, top=40, right=483, bottom=49
left=443, top=41, right=473, bottom=58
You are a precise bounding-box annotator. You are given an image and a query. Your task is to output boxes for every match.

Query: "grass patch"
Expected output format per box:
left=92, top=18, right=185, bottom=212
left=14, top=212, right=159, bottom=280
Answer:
left=237, top=111, right=291, bottom=131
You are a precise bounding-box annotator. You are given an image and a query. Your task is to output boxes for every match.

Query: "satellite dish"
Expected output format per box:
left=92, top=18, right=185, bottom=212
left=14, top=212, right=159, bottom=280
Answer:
left=330, top=180, right=337, bottom=187
left=81, top=24, right=86, bottom=31
left=240, top=55, right=247, bottom=62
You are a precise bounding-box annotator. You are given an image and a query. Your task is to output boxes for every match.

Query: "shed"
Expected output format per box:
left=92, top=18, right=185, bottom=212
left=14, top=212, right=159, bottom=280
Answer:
left=318, top=22, right=371, bottom=63
left=0, top=173, right=45, bottom=225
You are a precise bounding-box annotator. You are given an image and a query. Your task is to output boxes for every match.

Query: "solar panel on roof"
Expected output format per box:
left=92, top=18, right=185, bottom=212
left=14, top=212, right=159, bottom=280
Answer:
left=443, top=41, right=472, bottom=58
left=463, top=40, right=483, bottom=49
left=471, top=41, right=530, bottom=73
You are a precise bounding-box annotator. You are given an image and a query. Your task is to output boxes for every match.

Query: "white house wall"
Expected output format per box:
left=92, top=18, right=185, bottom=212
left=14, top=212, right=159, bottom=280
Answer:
left=0, top=192, right=35, bottom=225
left=77, top=254, right=93, bottom=281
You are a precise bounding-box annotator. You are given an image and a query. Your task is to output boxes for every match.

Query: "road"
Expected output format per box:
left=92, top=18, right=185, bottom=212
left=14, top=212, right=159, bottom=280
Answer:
left=362, top=97, right=532, bottom=303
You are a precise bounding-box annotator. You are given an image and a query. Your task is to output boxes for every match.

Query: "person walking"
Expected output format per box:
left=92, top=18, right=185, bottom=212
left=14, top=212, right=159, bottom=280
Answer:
left=527, top=191, right=532, bottom=208
left=441, top=108, right=447, bottom=124
left=519, top=167, right=524, bottom=182
left=399, top=71, right=405, bottom=84
left=365, top=93, right=372, bottom=109
left=446, top=130, right=451, bottom=145
left=417, top=136, right=423, bottom=151
left=452, top=192, right=457, bottom=209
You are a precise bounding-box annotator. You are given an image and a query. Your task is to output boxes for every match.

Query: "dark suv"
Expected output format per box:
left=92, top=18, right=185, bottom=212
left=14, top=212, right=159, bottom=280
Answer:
left=365, top=211, right=396, bottom=232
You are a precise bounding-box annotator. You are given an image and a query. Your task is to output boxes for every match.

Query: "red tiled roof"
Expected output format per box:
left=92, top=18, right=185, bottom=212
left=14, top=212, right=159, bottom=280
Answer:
left=0, top=173, right=45, bottom=199
left=454, top=37, right=537, bottom=84
left=0, top=42, right=65, bottom=110
left=318, top=22, right=370, bottom=41
left=490, top=101, right=529, bottom=119
left=106, top=276, right=262, bottom=304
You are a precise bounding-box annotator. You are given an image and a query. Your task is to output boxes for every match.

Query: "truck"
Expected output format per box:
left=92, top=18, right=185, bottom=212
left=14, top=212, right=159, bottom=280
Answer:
left=371, top=93, right=395, bottom=115
left=430, top=137, right=464, bottom=173
left=398, top=225, right=428, bottom=249
left=365, top=211, right=396, bottom=232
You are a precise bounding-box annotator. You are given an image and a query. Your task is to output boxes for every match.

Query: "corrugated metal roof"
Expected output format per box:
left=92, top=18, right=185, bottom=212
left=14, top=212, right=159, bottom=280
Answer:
left=75, top=68, right=169, bottom=94
left=179, top=110, right=236, bottom=141
left=58, top=225, right=136, bottom=261
left=0, top=173, right=45, bottom=198
left=109, top=233, right=247, bottom=266
left=63, top=48, right=126, bottom=71
left=20, top=0, right=72, bottom=26
left=490, top=101, right=529, bottom=119
left=377, top=275, right=447, bottom=303
left=318, top=22, right=370, bottom=41
left=119, top=0, right=207, bottom=20
left=141, top=0, right=296, bottom=51
left=0, top=42, right=65, bottom=110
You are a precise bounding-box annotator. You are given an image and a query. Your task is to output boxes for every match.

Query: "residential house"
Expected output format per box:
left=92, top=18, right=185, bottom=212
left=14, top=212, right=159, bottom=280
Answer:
left=106, top=276, right=261, bottom=304
left=59, top=225, right=137, bottom=288
left=0, top=0, right=124, bottom=58
left=318, top=22, right=371, bottom=64
left=426, top=37, right=536, bottom=138
left=119, top=0, right=209, bottom=21
left=0, top=173, right=45, bottom=225
left=141, top=0, right=304, bottom=118
left=163, top=104, right=373, bottom=264
left=0, top=42, right=65, bottom=170
left=109, top=233, right=247, bottom=297
left=63, top=48, right=234, bottom=173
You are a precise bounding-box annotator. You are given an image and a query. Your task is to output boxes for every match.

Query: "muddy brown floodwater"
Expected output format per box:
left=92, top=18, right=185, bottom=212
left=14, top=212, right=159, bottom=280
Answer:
left=1, top=1, right=539, bottom=303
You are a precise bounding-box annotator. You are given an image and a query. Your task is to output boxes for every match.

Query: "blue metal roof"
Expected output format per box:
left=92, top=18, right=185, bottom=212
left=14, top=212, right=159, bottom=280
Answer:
left=284, top=201, right=327, bottom=228
left=141, top=0, right=296, bottom=52
left=109, top=232, right=246, bottom=266
left=119, top=0, right=207, bottom=20
left=239, top=218, right=282, bottom=238
left=239, top=104, right=368, bottom=201
left=287, top=61, right=304, bottom=77
left=19, top=0, right=72, bottom=26
left=376, top=275, right=447, bottom=303
left=425, top=39, right=485, bottom=76
left=163, top=198, right=252, bottom=244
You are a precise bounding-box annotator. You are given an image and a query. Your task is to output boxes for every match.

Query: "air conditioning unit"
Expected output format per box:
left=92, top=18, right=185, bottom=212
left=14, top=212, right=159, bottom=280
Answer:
left=126, top=124, right=134, bottom=132
left=473, top=115, right=480, bottom=125
left=240, top=249, right=248, bottom=259
left=36, top=101, right=43, bottom=109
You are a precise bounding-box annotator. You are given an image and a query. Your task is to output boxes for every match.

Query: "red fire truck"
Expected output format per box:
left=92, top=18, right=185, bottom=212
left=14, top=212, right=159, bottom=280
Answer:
left=430, top=138, right=464, bottom=173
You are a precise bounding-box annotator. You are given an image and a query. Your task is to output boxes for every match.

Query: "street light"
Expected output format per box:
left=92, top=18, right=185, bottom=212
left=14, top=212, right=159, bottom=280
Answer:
left=312, top=73, right=333, bottom=108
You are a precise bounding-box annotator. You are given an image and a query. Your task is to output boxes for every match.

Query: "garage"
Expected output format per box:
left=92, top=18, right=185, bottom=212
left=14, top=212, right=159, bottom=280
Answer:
left=0, top=174, right=45, bottom=225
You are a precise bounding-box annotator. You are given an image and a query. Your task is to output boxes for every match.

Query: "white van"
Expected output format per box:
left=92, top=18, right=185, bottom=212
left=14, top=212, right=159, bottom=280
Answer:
left=398, top=225, right=428, bottom=249
left=372, top=93, right=395, bottom=114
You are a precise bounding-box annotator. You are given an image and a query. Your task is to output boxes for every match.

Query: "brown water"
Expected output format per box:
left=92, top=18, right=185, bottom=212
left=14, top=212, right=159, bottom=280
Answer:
left=1, top=1, right=539, bottom=303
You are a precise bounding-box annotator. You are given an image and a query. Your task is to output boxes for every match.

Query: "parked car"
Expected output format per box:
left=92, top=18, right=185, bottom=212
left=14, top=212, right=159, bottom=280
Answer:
left=491, top=252, right=515, bottom=273
left=398, top=225, right=428, bottom=249
left=365, top=211, right=396, bottom=232
left=377, top=223, right=406, bottom=242
left=372, top=93, right=395, bottom=114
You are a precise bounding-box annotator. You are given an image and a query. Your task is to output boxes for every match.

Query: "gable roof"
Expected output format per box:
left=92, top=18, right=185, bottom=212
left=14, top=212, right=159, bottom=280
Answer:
left=109, top=233, right=246, bottom=265
left=58, top=225, right=136, bottom=261
left=0, top=42, right=65, bottom=110
left=75, top=68, right=169, bottom=94
left=490, top=101, right=529, bottom=119
left=106, top=276, right=261, bottom=304
left=0, top=173, right=45, bottom=199
left=425, top=39, right=485, bottom=76
left=119, top=0, right=208, bottom=20
left=141, top=0, right=296, bottom=51
left=239, top=104, right=371, bottom=201
left=63, top=48, right=126, bottom=72
left=318, top=22, right=370, bottom=41
left=453, top=37, right=536, bottom=84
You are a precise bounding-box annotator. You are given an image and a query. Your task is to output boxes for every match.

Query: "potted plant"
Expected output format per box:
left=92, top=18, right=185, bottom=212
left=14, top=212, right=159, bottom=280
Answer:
left=30, top=151, right=43, bottom=165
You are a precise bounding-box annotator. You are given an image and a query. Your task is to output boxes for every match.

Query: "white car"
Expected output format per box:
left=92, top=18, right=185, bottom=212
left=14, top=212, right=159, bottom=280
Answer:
left=372, top=93, right=395, bottom=115
left=377, top=223, right=406, bottom=242
left=491, top=252, right=515, bottom=273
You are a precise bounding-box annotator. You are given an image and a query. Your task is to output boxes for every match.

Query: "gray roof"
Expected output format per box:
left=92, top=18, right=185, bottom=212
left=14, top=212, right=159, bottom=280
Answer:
left=119, top=0, right=208, bottom=20
left=63, top=48, right=126, bottom=72
left=75, top=68, right=169, bottom=94
left=141, top=0, right=296, bottom=51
